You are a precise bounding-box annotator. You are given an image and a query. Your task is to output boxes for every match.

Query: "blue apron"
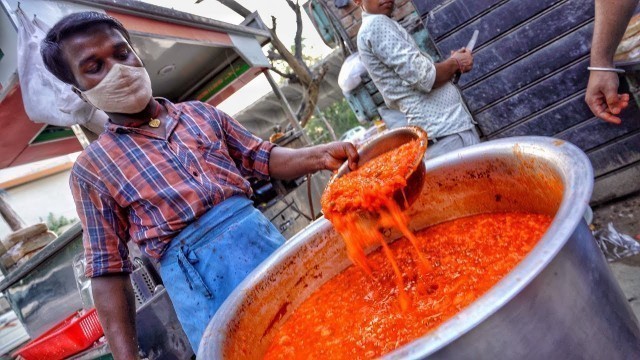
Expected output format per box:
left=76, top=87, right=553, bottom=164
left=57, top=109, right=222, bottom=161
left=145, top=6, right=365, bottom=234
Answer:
left=159, top=196, right=285, bottom=352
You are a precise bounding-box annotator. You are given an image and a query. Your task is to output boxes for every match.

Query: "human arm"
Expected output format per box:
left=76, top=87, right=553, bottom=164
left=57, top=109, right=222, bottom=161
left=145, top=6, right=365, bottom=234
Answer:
left=433, top=49, right=474, bottom=88
left=363, top=17, right=472, bottom=92
left=206, top=105, right=357, bottom=179
left=585, top=0, right=638, bottom=124
left=92, top=274, right=140, bottom=360
left=70, top=169, right=138, bottom=359
left=268, top=142, right=359, bottom=180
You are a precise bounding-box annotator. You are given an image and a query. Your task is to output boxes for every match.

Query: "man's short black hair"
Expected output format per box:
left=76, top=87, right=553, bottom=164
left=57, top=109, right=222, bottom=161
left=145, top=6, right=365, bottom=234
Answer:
left=41, top=11, right=132, bottom=85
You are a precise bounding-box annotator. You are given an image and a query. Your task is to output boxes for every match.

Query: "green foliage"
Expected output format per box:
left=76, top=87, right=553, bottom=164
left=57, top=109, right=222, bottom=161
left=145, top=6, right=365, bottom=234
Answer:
left=269, top=37, right=321, bottom=84
left=304, top=116, right=332, bottom=144
left=43, top=213, right=77, bottom=235
left=305, top=98, right=368, bottom=144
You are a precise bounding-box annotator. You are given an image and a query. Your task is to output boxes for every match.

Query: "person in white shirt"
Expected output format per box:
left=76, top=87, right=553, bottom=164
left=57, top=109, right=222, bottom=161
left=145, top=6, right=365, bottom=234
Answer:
left=355, top=0, right=480, bottom=159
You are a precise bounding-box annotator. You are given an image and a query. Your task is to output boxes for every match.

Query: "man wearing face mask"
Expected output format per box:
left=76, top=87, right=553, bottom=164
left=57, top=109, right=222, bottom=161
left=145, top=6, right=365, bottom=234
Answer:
left=41, top=12, right=358, bottom=358
left=355, top=0, right=480, bottom=159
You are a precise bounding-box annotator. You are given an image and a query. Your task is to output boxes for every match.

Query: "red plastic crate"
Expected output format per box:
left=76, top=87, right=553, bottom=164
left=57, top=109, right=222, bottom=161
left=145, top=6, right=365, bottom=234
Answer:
left=13, top=308, right=104, bottom=360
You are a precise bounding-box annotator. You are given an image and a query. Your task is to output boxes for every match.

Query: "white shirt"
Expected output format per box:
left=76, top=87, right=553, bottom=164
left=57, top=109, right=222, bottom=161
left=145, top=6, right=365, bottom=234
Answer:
left=357, top=12, right=474, bottom=138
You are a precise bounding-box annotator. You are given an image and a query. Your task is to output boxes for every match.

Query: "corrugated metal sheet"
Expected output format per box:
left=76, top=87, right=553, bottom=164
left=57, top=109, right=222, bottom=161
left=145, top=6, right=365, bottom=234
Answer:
left=414, top=0, right=640, bottom=204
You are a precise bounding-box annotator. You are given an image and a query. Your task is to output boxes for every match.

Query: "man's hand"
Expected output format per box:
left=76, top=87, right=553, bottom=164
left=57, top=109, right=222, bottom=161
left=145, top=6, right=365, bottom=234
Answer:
left=450, top=48, right=474, bottom=73
left=585, top=71, right=630, bottom=124
left=587, top=0, right=638, bottom=123
left=269, top=141, right=359, bottom=180
left=320, top=141, right=359, bottom=171
left=434, top=48, right=474, bottom=88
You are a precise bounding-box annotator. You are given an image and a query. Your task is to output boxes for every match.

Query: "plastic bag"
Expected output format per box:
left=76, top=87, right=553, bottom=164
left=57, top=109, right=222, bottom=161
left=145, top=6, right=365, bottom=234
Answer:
left=16, top=6, right=107, bottom=132
left=72, top=252, right=95, bottom=310
left=593, top=222, right=640, bottom=262
left=338, top=52, right=368, bottom=93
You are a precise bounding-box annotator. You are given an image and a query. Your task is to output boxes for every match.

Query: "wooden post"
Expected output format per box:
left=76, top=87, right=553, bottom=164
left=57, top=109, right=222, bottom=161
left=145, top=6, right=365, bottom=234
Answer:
left=0, top=192, right=25, bottom=232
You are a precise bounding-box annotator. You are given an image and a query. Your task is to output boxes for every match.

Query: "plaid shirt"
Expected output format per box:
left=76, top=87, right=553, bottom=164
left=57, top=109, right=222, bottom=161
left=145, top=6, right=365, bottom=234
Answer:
left=71, top=99, right=274, bottom=278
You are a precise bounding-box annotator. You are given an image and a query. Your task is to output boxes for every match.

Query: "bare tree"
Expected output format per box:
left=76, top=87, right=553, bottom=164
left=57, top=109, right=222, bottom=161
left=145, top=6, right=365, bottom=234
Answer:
left=267, top=0, right=329, bottom=128
left=199, top=0, right=331, bottom=130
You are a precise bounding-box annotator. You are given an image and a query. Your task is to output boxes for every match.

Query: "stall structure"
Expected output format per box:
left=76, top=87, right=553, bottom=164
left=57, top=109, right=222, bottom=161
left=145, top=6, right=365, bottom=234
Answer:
left=307, top=0, right=640, bottom=205
left=0, top=0, right=319, bottom=358
left=0, top=0, right=275, bottom=168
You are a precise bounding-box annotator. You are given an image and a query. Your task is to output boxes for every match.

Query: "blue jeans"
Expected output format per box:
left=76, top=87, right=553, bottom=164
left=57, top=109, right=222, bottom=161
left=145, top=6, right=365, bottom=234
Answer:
left=159, top=196, right=285, bottom=352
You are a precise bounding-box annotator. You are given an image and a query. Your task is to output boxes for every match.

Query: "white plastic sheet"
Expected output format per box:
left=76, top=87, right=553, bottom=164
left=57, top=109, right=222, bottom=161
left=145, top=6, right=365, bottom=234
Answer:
left=594, top=222, right=640, bottom=262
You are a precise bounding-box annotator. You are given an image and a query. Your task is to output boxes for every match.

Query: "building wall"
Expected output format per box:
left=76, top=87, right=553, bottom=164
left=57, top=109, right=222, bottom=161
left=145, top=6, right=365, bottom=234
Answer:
left=308, top=0, right=640, bottom=204
left=0, top=170, right=77, bottom=238
left=412, top=0, right=640, bottom=204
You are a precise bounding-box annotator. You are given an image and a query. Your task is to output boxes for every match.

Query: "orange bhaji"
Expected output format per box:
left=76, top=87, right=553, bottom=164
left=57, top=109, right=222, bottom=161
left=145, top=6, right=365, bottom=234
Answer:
left=321, top=140, right=422, bottom=215
left=263, top=212, right=552, bottom=359
left=320, top=140, right=427, bottom=309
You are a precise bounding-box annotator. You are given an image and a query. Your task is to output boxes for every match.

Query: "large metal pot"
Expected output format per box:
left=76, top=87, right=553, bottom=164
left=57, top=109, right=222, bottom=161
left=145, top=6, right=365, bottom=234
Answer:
left=199, top=137, right=640, bottom=359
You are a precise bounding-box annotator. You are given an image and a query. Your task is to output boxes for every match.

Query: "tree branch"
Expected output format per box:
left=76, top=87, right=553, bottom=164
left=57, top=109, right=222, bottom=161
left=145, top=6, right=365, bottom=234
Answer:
left=269, top=67, right=296, bottom=80
left=298, top=63, right=329, bottom=127
left=266, top=48, right=284, bottom=62
left=285, top=0, right=297, bottom=12
left=268, top=16, right=312, bottom=86
left=212, top=0, right=251, bottom=17
left=285, top=0, right=305, bottom=64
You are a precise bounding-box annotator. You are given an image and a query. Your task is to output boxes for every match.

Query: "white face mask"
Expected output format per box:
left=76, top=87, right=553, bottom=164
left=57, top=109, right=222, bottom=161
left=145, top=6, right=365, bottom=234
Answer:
left=79, top=63, right=152, bottom=114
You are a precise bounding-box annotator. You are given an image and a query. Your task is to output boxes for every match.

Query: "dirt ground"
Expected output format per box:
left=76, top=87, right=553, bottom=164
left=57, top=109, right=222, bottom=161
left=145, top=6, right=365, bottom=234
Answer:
left=592, top=191, right=640, bottom=319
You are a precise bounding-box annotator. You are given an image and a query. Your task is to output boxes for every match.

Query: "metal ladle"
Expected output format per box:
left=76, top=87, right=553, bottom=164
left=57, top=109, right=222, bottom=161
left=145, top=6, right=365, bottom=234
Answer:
left=331, top=126, right=428, bottom=210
